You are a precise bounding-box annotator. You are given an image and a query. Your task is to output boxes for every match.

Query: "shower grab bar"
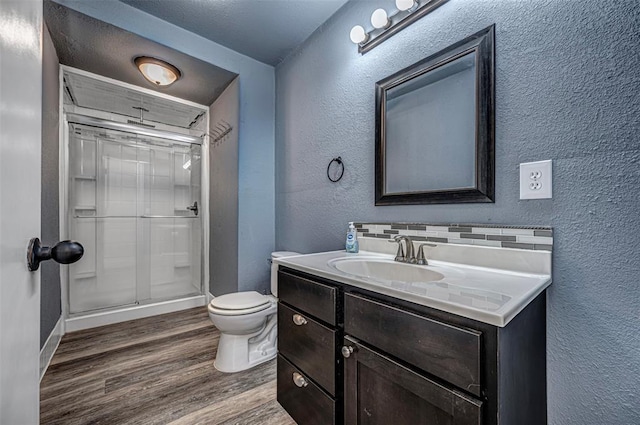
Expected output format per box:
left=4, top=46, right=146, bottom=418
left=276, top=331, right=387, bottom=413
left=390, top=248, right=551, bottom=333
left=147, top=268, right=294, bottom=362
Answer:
left=74, top=215, right=196, bottom=219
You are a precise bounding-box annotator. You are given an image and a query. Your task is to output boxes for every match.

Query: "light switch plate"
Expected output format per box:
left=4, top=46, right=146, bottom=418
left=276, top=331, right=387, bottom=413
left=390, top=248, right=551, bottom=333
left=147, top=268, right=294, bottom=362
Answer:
left=520, top=160, right=552, bottom=199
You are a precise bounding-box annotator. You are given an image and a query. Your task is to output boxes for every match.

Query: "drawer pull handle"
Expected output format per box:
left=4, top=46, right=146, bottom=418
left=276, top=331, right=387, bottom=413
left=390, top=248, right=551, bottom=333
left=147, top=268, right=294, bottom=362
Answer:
left=341, top=345, right=355, bottom=358
left=292, top=372, right=308, bottom=388
left=292, top=314, right=308, bottom=326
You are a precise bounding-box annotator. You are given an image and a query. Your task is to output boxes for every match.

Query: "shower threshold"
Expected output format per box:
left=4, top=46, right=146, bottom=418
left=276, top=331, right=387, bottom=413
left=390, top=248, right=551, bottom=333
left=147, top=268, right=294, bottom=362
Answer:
left=65, top=294, right=206, bottom=332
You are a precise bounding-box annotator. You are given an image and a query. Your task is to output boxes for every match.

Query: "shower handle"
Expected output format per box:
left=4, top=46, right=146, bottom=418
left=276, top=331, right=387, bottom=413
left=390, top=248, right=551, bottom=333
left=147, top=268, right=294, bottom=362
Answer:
left=186, top=201, right=198, bottom=216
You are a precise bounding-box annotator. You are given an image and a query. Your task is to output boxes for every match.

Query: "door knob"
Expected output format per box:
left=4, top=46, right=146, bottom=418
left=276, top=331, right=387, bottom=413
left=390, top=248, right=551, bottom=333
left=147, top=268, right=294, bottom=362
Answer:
left=27, top=238, right=84, bottom=271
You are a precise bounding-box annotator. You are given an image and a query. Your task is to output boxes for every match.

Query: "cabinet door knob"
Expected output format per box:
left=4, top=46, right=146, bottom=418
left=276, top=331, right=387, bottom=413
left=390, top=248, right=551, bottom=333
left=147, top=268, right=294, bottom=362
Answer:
left=292, top=314, right=308, bottom=326
left=341, top=345, right=355, bottom=358
left=292, top=372, right=308, bottom=388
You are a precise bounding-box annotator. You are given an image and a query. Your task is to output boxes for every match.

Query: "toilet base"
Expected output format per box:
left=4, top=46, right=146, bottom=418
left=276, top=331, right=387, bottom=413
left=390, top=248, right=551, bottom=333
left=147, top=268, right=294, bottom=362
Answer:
left=213, top=315, right=278, bottom=373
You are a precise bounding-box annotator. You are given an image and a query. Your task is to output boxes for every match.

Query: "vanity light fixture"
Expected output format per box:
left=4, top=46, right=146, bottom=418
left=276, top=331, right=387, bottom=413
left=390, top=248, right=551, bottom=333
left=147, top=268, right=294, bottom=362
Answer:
left=349, top=0, right=449, bottom=53
left=396, top=0, right=418, bottom=12
left=134, top=56, right=181, bottom=87
left=349, top=25, right=369, bottom=44
left=371, top=8, right=390, bottom=29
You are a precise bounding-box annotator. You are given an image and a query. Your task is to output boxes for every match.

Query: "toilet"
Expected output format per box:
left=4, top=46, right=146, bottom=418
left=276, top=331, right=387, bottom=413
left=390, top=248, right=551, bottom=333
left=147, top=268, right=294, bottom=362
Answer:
left=207, top=251, right=299, bottom=373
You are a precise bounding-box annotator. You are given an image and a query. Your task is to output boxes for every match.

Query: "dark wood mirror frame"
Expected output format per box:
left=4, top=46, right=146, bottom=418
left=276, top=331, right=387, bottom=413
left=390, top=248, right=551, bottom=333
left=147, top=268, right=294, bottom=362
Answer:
left=375, top=25, right=495, bottom=205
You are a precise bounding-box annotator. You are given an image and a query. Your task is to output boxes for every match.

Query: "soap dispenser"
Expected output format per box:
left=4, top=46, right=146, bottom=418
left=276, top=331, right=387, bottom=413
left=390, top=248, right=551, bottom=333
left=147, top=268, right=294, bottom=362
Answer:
left=345, top=222, right=359, bottom=253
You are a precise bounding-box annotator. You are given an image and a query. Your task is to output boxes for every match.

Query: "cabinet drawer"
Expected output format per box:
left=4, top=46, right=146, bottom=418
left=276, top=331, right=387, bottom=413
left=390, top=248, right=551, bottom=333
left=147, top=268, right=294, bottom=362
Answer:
left=344, top=293, right=482, bottom=396
left=278, top=269, right=337, bottom=325
left=277, top=355, right=336, bottom=425
left=278, top=303, right=337, bottom=396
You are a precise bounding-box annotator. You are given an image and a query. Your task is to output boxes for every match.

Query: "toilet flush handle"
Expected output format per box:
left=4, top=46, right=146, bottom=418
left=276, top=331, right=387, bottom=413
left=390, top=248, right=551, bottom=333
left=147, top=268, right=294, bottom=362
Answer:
left=292, top=314, right=308, bottom=326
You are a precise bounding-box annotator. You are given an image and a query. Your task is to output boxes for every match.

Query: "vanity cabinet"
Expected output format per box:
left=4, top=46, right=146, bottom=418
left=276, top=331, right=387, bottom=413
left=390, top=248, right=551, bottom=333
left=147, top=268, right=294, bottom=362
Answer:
left=277, top=267, right=547, bottom=425
left=277, top=269, right=343, bottom=425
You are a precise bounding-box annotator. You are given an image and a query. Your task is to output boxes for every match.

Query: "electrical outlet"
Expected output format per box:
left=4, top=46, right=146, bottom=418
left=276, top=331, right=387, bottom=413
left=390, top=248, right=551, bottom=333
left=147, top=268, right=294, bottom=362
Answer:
left=520, top=160, right=552, bottom=199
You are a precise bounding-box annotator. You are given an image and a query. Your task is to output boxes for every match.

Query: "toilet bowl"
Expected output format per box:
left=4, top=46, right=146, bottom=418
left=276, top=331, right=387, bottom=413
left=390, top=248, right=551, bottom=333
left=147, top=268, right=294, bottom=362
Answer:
left=208, top=251, right=299, bottom=373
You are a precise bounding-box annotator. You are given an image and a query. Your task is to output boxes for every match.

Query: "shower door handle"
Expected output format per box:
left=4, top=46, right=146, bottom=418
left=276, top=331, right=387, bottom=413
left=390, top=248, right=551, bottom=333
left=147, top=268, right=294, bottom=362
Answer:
left=186, top=201, right=198, bottom=216
left=27, top=238, right=84, bottom=271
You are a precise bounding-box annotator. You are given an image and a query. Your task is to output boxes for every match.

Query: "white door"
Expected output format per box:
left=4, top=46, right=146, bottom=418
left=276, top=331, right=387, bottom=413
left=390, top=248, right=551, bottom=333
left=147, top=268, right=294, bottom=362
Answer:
left=0, top=0, right=43, bottom=423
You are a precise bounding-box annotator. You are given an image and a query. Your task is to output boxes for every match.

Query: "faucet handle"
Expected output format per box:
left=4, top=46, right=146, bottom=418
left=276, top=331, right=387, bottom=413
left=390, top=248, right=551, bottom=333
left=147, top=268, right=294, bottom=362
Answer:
left=388, top=237, right=405, bottom=262
left=416, top=243, right=437, bottom=265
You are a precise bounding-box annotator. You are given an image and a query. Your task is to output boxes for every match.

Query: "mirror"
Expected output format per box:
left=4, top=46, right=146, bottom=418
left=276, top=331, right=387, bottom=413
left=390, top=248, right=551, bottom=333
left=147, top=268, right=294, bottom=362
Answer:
left=375, top=25, right=495, bottom=205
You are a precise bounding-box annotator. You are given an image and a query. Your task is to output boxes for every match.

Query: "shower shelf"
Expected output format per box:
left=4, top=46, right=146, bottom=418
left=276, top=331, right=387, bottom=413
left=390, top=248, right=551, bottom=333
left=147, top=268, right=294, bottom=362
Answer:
left=74, top=175, right=96, bottom=180
left=74, top=205, right=96, bottom=211
left=74, top=271, right=96, bottom=279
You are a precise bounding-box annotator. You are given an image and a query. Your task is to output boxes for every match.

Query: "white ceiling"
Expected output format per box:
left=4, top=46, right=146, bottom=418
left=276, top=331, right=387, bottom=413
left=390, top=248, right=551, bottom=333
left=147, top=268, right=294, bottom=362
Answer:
left=119, top=0, right=350, bottom=66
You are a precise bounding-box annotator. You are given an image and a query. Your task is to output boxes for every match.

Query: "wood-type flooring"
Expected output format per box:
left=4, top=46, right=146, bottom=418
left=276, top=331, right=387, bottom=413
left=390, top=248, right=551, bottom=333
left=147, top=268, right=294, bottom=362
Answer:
left=40, top=307, right=296, bottom=425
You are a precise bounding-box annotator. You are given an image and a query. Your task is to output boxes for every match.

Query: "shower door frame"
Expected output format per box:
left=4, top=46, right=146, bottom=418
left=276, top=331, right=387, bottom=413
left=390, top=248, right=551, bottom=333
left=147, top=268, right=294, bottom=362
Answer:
left=58, top=66, right=211, bottom=331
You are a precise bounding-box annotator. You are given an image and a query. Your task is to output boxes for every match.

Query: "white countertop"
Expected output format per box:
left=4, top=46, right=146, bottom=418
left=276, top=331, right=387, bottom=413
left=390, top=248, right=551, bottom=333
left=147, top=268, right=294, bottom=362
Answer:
left=274, top=250, right=552, bottom=327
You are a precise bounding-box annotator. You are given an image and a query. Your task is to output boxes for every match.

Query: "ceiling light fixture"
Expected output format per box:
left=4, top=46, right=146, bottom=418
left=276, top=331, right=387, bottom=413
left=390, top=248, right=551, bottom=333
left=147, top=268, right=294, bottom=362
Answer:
left=134, top=56, right=181, bottom=87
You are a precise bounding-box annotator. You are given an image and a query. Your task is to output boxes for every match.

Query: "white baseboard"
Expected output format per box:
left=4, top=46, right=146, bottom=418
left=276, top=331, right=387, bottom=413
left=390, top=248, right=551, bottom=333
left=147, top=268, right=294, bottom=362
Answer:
left=65, top=295, right=207, bottom=333
left=207, top=292, right=214, bottom=303
left=40, top=316, right=64, bottom=381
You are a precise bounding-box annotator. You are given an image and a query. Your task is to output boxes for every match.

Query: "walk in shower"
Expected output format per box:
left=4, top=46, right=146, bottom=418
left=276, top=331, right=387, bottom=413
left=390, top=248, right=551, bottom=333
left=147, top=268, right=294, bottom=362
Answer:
left=67, top=121, right=203, bottom=315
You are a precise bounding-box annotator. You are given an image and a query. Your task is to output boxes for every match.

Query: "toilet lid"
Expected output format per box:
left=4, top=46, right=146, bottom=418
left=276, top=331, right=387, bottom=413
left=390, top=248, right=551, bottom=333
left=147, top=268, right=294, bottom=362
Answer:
left=210, top=291, right=270, bottom=310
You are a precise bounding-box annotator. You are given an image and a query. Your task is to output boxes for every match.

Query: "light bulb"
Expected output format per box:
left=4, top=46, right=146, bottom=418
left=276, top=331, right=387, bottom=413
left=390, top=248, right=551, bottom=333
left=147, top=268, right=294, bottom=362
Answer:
left=371, top=8, right=389, bottom=29
left=396, top=0, right=417, bottom=12
left=350, top=25, right=368, bottom=44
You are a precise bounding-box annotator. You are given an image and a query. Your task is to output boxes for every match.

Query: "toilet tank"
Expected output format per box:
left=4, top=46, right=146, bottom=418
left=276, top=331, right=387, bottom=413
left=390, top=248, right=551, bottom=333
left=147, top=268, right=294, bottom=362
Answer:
left=270, top=251, right=299, bottom=297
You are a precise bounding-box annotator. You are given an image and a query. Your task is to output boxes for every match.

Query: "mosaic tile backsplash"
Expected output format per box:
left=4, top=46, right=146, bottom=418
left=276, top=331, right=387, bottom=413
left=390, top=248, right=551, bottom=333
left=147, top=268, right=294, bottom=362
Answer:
left=355, top=223, right=553, bottom=251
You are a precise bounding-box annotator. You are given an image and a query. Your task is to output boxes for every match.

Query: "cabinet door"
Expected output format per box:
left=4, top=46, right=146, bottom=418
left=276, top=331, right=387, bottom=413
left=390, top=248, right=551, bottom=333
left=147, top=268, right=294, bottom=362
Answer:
left=343, top=336, right=482, bottom=425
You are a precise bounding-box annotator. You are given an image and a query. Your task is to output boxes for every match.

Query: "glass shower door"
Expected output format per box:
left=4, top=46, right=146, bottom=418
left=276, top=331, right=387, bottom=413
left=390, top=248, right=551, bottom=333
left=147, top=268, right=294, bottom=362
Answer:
left=138, top=139, right=202, bottom=302
left=68, top=124, right=202, bottom=314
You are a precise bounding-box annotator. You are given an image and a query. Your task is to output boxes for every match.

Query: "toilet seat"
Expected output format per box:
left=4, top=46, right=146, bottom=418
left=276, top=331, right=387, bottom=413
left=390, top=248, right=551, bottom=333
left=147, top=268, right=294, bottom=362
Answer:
left=208, top=291, right=273, bottom=316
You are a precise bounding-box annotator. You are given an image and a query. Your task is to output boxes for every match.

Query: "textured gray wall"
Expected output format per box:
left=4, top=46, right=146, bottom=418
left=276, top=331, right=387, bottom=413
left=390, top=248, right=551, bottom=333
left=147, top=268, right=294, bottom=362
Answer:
left=276, top=1, right=640, bottom=423
left=40, top=24, right=61, bottom=349
left=209, top=78, right=240, bottom=296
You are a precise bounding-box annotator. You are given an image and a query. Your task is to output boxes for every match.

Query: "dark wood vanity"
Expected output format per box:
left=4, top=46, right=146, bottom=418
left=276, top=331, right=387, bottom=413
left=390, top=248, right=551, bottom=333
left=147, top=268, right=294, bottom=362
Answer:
left=276, top=266, right=547, bottom=425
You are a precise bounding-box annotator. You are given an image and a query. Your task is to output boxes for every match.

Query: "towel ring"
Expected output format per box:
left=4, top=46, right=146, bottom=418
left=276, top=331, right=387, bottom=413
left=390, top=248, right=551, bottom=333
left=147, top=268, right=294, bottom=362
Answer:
left=327, top=157, right=344, bottom=183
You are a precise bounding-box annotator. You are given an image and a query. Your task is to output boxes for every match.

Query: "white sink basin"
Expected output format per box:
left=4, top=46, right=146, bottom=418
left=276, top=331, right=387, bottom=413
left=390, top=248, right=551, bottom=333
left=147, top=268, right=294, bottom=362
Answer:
left=328, top=257, right=444, bottom=283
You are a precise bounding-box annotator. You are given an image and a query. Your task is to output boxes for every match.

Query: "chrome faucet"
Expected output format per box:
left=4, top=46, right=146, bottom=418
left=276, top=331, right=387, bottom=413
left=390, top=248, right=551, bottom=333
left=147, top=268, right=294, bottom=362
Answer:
left=389, top=235, right=416, bottom=264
